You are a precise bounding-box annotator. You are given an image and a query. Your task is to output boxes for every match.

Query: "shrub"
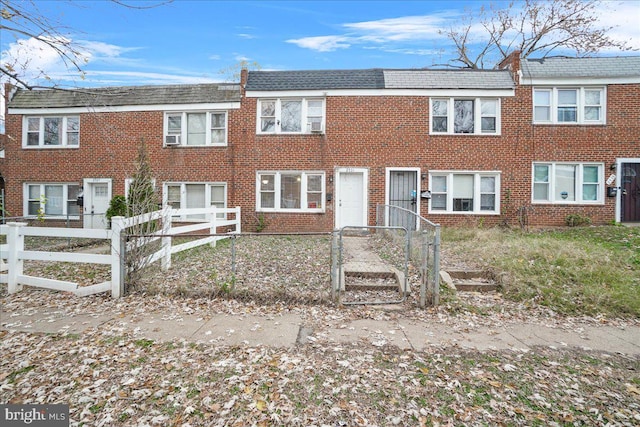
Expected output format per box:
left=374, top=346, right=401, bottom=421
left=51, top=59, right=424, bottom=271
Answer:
left=565, top=214, right=592, bottom=227
left=105, top=195, right=128, bottom=225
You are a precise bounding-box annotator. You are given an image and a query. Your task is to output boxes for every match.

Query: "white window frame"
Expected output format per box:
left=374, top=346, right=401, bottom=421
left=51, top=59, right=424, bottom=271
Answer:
left=22, top=116, right=80, bottom=148
left=532, top=87, right=606, bottom=125
left=163, top=111, right=228, bottom=146
left=256, top=98, right=325, bottom=134
left=531, top=162, right=604, bottom=204
left=428, top=171, right=501, bottom=214
left=256, top=171, right=326, bottom=213
left=429, top=98, right=501, bottom=135
left=23, top=183, right=81, bottom=219
left=162, top=182, right=227, bottom=221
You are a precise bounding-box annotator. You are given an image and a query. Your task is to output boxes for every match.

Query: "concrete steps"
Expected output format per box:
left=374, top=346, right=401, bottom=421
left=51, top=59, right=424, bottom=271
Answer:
left=440, top=270, right=499, bottom=293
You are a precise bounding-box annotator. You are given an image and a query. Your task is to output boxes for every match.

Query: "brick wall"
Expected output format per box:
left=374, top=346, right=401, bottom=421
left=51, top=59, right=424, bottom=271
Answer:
left=3, top=74, right=639, bottom=231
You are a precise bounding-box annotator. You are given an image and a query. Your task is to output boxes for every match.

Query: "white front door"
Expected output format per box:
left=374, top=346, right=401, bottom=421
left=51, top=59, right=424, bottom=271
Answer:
left=335, top=168, right=368, bottom=229
left=83, top=179, right=111, bottom=229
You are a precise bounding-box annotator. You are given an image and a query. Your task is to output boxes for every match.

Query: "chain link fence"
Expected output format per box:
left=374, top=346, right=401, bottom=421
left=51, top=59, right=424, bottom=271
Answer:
left=376, top=204, right=441, bottom=307
left=130, top=233, right=335, bottom=305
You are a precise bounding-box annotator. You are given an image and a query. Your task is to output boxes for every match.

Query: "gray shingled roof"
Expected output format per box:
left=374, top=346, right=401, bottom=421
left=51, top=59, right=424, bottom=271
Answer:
left=383, top=70, right=514, bottom=89
left=245, top=69, right=386, bottom=91
left=246, top=68, right=514, bottom=91
left=521, top=56, right=640, bottom=79
left=9, top=83, right=241, bottom=109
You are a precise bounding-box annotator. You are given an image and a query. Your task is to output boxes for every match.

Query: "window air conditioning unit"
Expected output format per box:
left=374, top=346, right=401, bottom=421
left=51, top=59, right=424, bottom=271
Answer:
left=310, top=121, right=323, bottom=133
left=165, top=135, right=181, bottom=146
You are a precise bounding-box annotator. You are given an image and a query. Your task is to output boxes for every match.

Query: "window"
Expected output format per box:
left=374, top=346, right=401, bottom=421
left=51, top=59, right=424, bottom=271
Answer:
left=532, top=163, right=603, bottom=204
left=164, top=111, right=228, bottom=146
left=163, top=182, right=227, bottom=220
left=429, top=172, right=500, bottom=214
left=257, top=171, right=325, bottom=212
left=430, top=98, right=500, bottom=135
left=23, top=116, right=79, bottom=147
left=257, top=98, right=325, bottom=134
left=533, top=87, right=605, bottom=124
left=25, top=183, right=80, bottom=218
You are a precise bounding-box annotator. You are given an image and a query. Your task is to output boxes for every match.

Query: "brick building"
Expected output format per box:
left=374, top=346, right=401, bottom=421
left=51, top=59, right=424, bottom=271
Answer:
left=2, top=55, right=639, bottom=230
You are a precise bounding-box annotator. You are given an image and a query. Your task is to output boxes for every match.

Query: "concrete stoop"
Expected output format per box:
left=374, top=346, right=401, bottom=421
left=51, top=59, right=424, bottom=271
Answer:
left=440, top=269, right=499, bottom=293
left=342, top=267, right=406, bottom=294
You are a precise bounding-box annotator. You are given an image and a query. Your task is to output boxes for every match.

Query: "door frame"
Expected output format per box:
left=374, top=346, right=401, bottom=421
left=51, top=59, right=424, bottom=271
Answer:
left=385, top=167, right=422, bottom=216
left=615, top=157, right=640, bottom=223
left=82, top=178, right=112, bottom=229
left=334, top=167, right=368, bottom=229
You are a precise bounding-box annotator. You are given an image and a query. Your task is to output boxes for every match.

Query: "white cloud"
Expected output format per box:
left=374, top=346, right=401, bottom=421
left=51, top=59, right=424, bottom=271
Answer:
left=344, top=13, right=456, bottom=42
left=236, top=33, right=256, bottom=39
left=1, top=36, right=217, bottom=87
left=286, top=35, right=352, bottom=52
left=86, top=70, right=221, bottom=85
left=286, top=2, right=639, bottom=58
left=0, top=36, right=144, bottom=86
left=286, top=13, right=460, bottom=53
left=597, top=1, right=640, bottom=50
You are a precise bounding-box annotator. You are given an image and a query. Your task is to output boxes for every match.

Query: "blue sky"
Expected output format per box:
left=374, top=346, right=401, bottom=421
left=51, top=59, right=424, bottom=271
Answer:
left=1, top=0, right=639, bottom=88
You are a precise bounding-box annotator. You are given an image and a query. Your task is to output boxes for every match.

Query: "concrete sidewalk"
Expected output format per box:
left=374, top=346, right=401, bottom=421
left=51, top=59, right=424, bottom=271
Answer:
left=2, top=307, right=639, bottom=356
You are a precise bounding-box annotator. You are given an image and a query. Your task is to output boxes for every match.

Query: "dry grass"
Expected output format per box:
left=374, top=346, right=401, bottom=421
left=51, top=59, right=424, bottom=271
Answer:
left=441, top=226, right=640, bottom=317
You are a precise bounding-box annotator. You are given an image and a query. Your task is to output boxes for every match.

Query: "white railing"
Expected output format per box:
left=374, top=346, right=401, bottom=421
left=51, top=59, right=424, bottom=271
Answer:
left=0, top=206, right=241, bottom=298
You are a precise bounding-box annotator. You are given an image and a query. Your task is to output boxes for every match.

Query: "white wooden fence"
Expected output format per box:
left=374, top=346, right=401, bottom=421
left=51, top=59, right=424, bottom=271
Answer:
left=0, top=206, right=241, bottom=298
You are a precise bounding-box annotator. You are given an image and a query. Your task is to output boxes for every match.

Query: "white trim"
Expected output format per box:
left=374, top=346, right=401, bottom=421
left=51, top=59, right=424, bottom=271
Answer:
left=532, top=86, right=606, bottom=125
left=82, top=178, right=112, bottom=229
left=22, top=115, right=80, bottom=148
left=163, top=182, right=228, bottom=222
left=428, top=170, right=501, bottom=215
left=246, top=89, right=515, bottom=98
left=521, top=76, right=640, bottom=85
left=385, top=167, right=421, bottom=218
left=255, top=171, right=326, bottom=213
left=163, top=110, right=228, bottom=147
left=429, top=97, right=502, bottom=135
left=334, top=167, right=369, bottom=228
left=531, top=162, right=605, bottom=205
left=23, top=182, right=82, bottom=220
left=256, top=98, right=326, bottom=135
left=10, top=102, right=241, bottom=115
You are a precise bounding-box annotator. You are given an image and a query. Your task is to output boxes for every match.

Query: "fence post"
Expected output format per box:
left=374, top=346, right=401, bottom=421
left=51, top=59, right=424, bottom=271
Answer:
left=235, top=207, right=241, bottom=234
left=330, top=230, right=338, bottom=302
left=111, top=216, right=125, bottom=298
left=162, top=207, right=172, bottom=271
left=432, top=224, right=441, bottom=307
left=210, top=206, right=217, bottom=247
left=7, top=222, right=27, bottom=294
left=420, top=230, right=428, bottom=309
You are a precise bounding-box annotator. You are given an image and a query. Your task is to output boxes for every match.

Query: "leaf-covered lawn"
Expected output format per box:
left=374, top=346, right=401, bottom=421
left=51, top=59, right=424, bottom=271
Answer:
left=2, top=327, right=639, bottom=427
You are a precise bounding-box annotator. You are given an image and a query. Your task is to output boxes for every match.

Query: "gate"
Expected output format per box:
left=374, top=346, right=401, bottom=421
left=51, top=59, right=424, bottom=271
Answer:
left=376, top=204, right=441, bottom=307
left=332, top=225, right=410, bottom=305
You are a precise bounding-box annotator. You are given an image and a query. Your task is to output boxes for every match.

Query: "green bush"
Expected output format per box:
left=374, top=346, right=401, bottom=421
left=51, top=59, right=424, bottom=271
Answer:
left=565, top=213, right=592, bottom=227
left=105, top=195, right=128, bottom=225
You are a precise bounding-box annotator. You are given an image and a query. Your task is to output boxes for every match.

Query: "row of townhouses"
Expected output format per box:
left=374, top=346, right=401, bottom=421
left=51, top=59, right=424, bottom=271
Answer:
left=0, top=53, right=639, bottom=231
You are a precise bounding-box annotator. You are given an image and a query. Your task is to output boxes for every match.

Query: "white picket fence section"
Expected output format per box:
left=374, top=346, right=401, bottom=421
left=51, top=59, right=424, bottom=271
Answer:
left=0, top=206, right=240, bottom=298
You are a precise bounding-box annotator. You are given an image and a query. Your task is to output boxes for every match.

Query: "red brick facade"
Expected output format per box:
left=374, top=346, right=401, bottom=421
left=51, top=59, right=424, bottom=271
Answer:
left=2, top=58, right=639, bottom=231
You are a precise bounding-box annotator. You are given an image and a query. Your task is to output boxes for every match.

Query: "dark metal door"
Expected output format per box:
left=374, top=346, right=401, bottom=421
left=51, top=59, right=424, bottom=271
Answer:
left=389, top=171, right=417, bottom=230
left=621, top=163, right=640, bottom=222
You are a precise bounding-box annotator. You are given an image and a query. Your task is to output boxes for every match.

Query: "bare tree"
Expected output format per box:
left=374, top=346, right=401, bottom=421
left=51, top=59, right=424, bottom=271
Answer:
left=124, top=141, right=161, bottom=288
left=440, top=0, right=636, bottom=69
left=0, top=0, right=171, bottom=89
